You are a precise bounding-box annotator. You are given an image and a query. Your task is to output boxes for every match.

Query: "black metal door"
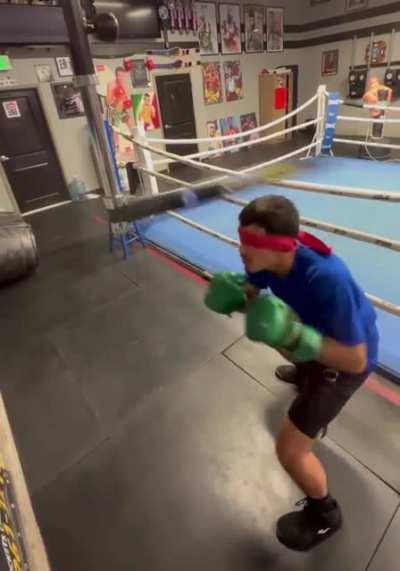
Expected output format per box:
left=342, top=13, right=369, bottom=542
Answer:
left=0, top=89, right=69, bottom=213
left=156, top=74, right=198, bottom=157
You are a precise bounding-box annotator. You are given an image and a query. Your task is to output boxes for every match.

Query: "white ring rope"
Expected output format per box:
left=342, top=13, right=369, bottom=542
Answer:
left=165, top=209, right=400, bottom=317
left=333, top=137, right=400, bottom=151
left=145, top=93, right=320, bottom=145
left=134, top=138, right=320, bottom=179
left=223, top=195, right=400, bottom=252
left=138, top=166, right=400, bottom=253
left=153, top=119, right=319, bottom=167
left=337, top=115, right=400, bottom=124
left=268, top=178, right=400, bottom=202
left=339, top=99, right=400, bottom=113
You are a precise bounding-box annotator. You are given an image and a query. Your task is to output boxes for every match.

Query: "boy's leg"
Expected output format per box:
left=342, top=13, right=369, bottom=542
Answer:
left=276, top=417, right=327, bottom=499
left=274, top=364, right=368, bottom=551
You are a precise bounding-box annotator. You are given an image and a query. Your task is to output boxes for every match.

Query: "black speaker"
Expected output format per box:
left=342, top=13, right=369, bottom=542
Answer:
left=384, top=68, right=400, bottom=98
left=348, top=69, right=367, bottom=99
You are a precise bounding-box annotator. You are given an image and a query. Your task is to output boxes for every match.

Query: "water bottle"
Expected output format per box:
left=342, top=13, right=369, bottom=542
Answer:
left=69, top=177, right=86, bottom=201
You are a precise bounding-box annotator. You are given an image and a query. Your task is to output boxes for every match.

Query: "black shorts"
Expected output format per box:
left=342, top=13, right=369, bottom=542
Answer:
left=288, top=362, right=369, bottom=439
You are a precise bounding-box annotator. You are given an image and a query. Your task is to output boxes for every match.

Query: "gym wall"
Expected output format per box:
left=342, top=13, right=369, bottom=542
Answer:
left=292, top=0, right=400, bottom=137
left=0, top=167, right=15, bottom=212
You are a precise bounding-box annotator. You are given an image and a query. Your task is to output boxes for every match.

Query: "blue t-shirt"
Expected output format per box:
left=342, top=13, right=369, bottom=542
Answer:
left=247, top=246, right=379, bottom=373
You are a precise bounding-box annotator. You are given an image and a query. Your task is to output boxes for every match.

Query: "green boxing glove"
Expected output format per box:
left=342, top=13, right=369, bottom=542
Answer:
left=246, top=295, right=322, bottom=362
left=204, top=272, right=247, bottom=315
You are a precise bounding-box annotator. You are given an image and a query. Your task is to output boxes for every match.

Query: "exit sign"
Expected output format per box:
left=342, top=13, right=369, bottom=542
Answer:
left=0, top=55, right=11, bottom=72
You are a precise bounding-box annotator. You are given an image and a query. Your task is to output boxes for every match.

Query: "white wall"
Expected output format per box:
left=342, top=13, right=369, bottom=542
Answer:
left=0, top=165, right=15, bottom=212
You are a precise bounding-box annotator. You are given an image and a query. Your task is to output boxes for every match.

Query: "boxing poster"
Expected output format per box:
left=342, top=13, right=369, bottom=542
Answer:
left=224, top=61, right=244, bottom=102
left=206, top=120, right=223, bottom=155
left=266, top=7, right=284, bottom=53
left=95, top=63, right=136, bottom=164
left=220, top=3, right=242, bottom=54
left=132, top=92, right=161, bottom=131
left=244, top=5, right=264, bottom=53
left=240, top=112, right=259, bottom=142
left=195, top=2, right=219, bottom=55
left=219, top=116, right=242, bottom=151
left=202, top=62, right=223, bottom=105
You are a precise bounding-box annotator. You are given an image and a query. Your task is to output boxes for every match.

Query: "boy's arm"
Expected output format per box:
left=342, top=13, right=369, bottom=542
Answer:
left=317, top=338, right=367, bottom=375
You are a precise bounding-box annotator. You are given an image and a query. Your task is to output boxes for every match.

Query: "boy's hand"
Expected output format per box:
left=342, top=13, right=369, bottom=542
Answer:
left=246, top=295, right=323, bottom=362
left=204, top=273, right=247, bottom=316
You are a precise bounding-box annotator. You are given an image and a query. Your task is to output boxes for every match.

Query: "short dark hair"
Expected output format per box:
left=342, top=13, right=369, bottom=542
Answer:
left=239, top=195, right=299, bottom=237
left=116, top=67, right=125, bottom=74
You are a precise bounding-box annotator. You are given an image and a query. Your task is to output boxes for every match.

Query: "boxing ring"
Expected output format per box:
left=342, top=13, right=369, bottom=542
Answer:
left=117, top=86, right=400, bottom=378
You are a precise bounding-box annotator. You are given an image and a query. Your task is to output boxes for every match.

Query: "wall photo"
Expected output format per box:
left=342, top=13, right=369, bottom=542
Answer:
left=240, top=112, right=259, bottom=142
left=202, top=62, right=223, bottom=105
left=322, top=49, right=339, bottom=76
left=220, top=3, right=242, bottom=55
left=244, top=5, right=264, bottom=53
left=224, top=61, right=243, bottom=102
left=219, top=116, right=241, bottom=150
left=196, top=2, right=219, bottom=55
left=206, top=120, right=223, bottom=155
left=133, top=92, right=161, bottom=131
left=131, top=60, right=150, bottom=88
left=51, top=83, right=85, bottom=119
left=266, top=7, right=284, bottom=53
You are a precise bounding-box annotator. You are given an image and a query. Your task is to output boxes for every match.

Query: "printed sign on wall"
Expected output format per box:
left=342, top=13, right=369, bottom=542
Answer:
left=2, top=100, right=21, bottom=119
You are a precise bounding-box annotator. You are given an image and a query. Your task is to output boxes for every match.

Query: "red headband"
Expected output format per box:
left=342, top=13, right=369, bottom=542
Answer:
left=238, top=227, right=332, bottom=255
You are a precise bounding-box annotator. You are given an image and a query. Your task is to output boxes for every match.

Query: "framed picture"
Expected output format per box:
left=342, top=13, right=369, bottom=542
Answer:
left=266, top=7, right=284, bottom=53
left=35, top=64, right=54, bottom=83
left=201, top=62, right=223, bottom=105
left=206, top=120, right=223, bottom=155
left=244, top=5, right=264, bottom=53
left=223, top=61, right=243, bottom=102
left=322, top=49, right=339, bottom=76
left=345, top=0, right=368, bottom=11
left=132, top=92, right=161, bottom=131
left=219, top=116, right=242, bottom=151
left=131, top=60, right=150, bottom=88
left=240, top=112, right=259, bottom=142
left=51, top=83, right=85, bottom=119
left=55, top=56, right=73, bottom=78
left=195, top=2, right=219, bottom=55
left=220, top=3, right=242, bottom=55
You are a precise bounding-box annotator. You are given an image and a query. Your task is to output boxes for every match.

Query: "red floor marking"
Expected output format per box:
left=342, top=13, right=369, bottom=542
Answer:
left=147, top=247, right=207, bottom=286
left=365, top=377, right=400, bottom=406
left=93, top=215, right=107, bottom=226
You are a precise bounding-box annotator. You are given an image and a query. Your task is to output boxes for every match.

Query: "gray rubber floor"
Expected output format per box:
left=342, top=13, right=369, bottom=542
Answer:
left=1, top=197, right=399, bottom=570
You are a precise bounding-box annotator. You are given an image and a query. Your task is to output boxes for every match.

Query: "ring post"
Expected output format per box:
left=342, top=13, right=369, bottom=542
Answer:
left=133, top=124, right=159, bottom=196
left=315, top=85, right=327, bottom=156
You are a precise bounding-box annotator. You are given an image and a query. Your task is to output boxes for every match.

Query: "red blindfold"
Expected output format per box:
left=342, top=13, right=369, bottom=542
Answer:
left=238, top=227, right=332, bottom=255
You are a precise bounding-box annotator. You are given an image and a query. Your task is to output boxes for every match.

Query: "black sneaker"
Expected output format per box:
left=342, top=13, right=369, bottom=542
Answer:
left=275, top=365, right=301, bottom=386
left=276, top=497, right=343, bottom=551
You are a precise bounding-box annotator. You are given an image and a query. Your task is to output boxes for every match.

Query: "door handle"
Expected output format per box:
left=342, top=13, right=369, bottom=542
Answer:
left=0, top=155, right=10, bottom=163
left=164, top=124, right=171, bottom=128
left=14, top=162, right=48, bottom=173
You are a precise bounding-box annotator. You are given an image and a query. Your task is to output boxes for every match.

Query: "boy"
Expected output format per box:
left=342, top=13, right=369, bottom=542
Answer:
left=205, top=195, right=379, bottom=551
